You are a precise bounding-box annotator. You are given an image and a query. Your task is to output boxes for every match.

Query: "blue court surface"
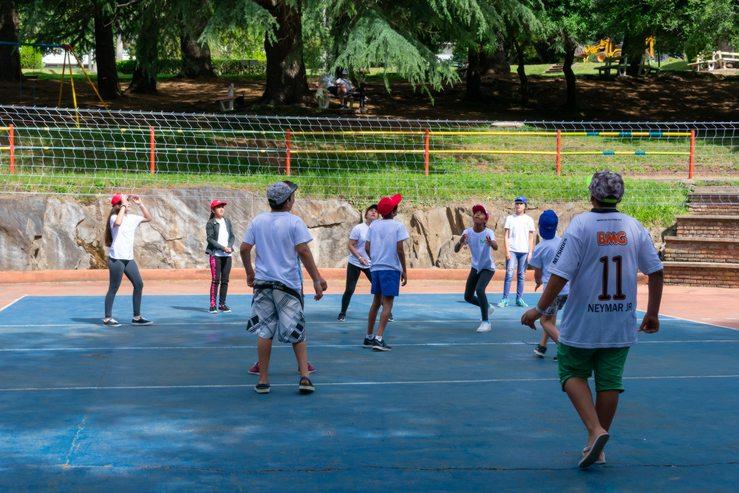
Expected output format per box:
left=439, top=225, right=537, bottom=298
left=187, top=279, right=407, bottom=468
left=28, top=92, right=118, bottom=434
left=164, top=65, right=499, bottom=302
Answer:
left=0, top=293, right=737, bottom=492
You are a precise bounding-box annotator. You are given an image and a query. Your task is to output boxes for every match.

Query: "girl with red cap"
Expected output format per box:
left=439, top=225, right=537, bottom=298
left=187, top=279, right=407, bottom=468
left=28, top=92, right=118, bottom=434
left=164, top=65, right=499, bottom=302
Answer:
left=454, top=204, right=498, bottom=332
left=205, top=199, right=235, bottom=313
left=103, top=193, right=153, bottom=327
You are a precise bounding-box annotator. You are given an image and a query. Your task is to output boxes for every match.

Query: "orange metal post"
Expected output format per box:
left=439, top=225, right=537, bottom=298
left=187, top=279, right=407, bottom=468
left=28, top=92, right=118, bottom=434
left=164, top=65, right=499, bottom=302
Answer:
left=285, top=129, right=292, bottom=176
left=688, top=129, right=696, bottom=179
left=9, top=124, right=15, bottom=174
left=149, top=126, right=156, bottom=174
left=423, top=129, right=430, bottom=176
left=555, top=129, right=562, bottom=176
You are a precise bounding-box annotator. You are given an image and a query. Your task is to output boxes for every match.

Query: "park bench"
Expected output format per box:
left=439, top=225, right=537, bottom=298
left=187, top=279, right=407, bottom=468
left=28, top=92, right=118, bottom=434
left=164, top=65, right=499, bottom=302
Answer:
left=689, top=51, right=739, bottom=71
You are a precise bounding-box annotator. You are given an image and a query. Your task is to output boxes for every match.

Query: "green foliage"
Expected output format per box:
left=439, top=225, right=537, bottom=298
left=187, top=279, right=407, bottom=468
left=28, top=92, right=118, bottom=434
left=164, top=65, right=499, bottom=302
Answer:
left=19, top=46, right=44, bottom=69
left=117, top=57, right=265, bottom=76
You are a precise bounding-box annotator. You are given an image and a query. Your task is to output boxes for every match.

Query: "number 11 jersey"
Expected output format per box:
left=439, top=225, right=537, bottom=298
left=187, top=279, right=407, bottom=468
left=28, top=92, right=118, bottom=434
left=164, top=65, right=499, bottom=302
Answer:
left=549, top=209, right=663, bottom=349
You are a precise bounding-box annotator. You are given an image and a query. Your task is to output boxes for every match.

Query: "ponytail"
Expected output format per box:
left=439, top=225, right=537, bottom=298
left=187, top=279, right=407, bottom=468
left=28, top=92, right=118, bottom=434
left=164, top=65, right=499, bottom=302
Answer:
left=104, top=205, right=122, bottom=247
left=209, top=211, right=215, bottom=220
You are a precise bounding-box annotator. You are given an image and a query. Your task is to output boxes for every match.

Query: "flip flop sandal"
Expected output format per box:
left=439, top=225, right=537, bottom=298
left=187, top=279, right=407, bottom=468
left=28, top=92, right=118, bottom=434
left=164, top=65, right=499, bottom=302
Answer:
left=579, top=433, right=609, bottom=469
left=582, top=446, right=606, bottom=464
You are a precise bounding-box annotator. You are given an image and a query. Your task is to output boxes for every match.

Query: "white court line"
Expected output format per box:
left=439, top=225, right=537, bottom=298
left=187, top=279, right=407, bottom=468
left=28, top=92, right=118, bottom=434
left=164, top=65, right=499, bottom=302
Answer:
left=1, top=374, right=738, bottom=393
left=0, top=339, right=738, bottom=352
left=0, top=319, right=479, bottom=329
left=0, top=295, right=26, bottom=314
left=660, top=313, right=739, bottom=332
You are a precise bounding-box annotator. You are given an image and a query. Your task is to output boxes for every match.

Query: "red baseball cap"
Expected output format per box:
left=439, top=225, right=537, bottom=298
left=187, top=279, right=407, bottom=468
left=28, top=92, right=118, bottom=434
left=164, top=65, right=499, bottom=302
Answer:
left=210, top=199, right=227, bottom=209
left=377, top=194, right=403, bottom=216
left=110, top=193, right=123, bottom=206
left=472, top=204, right=488, bottom=220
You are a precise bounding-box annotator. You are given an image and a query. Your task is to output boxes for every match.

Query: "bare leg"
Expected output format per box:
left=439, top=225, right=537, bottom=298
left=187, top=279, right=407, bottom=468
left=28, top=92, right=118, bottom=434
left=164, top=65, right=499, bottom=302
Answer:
left=538, top=331, right=549, bottom=347
left=564, top=377, right=608, bottom=446
left=376, top=297, right=394, bottom=338
left=367, top=293, right=382, bottom=336
left=257, top=337, right=272, bottom=385
left=293, top=341, right=309, bottom=378
left=595, top=390, right=620, bottom=431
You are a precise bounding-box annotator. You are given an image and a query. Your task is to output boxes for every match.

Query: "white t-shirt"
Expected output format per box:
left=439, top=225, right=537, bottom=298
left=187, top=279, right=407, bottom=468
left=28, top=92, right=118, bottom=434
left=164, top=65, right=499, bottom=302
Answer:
left=108, top=213, right=144, bottom=260
left=504, top=214, right=535, bottom=253
left=529, top=236, right=569, bottom=296
left=367, top=219, right=409, bottom=272
left=243, top=212, right=313, bottom=291
left=348, top=222, right=371, bottom=268
left=214, top=218, right=231, bottom=257
left=463, top=227, right=496, bottom=272
left=549, top=210, right=663, bottom=349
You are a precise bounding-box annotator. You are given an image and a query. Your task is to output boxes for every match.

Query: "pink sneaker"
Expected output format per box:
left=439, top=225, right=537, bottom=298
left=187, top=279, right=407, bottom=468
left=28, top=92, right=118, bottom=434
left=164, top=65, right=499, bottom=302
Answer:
left=248, top=362, right=259, bottom=375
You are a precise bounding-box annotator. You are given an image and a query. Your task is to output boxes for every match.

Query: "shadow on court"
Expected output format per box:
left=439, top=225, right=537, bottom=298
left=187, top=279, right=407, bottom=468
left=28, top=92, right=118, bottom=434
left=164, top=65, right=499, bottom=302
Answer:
left=0, top=294, right=737, bottom=492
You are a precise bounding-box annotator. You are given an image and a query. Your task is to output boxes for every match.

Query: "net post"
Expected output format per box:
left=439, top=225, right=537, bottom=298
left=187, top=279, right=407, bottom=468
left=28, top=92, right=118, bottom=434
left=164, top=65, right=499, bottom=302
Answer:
left=555, top=129, right=562, bottom=176
left=9, top=124, right=14, bottom=174
left=423, top=129, right=430, bottom=176
left=149, top=126, right=156, bottom=174
left=688, top=129, right=695, bottom=179
left=285, top=129, right=292, bottom=176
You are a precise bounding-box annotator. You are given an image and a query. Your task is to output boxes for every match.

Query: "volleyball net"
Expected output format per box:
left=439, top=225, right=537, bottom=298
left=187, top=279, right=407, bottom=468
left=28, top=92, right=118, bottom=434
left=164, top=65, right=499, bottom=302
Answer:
left=0, top=106, right=736, bottom=211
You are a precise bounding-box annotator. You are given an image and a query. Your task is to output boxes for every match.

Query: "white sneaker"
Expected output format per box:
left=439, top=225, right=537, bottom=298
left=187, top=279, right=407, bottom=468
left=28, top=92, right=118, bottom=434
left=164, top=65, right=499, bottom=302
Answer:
left=476, top=321, right=492, bottom=333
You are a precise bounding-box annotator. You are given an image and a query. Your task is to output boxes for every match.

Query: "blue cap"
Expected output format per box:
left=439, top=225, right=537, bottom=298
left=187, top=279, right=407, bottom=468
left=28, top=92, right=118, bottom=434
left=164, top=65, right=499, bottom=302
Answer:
left=514, top=196, right=527, bottom=204
left=538, top=210, right=558, bottom=240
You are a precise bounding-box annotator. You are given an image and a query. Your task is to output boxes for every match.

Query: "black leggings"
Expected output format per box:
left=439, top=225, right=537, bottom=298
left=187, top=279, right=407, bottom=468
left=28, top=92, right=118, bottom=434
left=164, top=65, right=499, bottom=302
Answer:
left=209, top=255, right=232, bottom=306
left=105, top=258, right=144, bottom=318
left=340, top=263, right=372, bottom=314
left=464, top=268, right=494, bottom=321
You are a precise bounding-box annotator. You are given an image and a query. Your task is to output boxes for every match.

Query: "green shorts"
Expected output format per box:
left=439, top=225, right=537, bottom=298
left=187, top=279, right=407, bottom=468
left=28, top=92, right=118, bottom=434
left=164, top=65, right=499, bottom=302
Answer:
left=557, top=344, right=630, bottom=393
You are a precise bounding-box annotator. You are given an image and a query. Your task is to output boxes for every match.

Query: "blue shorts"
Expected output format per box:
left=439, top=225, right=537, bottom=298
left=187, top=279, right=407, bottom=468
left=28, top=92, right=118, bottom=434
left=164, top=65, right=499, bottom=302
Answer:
left=371, top=270, right=401, bottom=297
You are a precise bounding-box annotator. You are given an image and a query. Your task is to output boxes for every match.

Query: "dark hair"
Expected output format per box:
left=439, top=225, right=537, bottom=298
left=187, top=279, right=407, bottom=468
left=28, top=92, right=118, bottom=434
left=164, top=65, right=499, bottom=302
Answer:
left=361, top=204, right=378, bottom=223
left=381, top=205, right=398, bottom=219
left=209, top=211, right=215, bottom=219
left=104, top=204, right=122, bottom=247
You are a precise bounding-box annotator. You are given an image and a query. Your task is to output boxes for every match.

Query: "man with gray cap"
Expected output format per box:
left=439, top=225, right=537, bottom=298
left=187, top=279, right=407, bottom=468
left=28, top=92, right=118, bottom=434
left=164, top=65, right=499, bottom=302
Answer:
left=521, top=170, right=664, bottom=469
left=240, top=181, right=328, bottom=395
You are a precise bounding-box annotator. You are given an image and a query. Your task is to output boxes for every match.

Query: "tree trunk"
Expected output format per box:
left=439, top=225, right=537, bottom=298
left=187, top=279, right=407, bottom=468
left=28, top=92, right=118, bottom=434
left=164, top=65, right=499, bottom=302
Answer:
left=93, top=2, right=120, bottom=99
left=620, top=32, right=644, bottom=76
left=0, top=0, right=21, bottom=82
left=258, top=0, right=309, bottom=104
left=129, top=1, right=159, bottom=94
left=466, top=45, right=484, bottom=99
left=180, top=2, right=214, bottom=78
left=511, top=36, right=528, bottom=105
left=562, top=34, right=577, bottom=109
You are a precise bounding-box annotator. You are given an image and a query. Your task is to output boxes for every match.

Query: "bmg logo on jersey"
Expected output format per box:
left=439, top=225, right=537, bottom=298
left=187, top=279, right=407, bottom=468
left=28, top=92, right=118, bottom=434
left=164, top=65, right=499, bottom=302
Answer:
left=597, top=231, right=628, bottom=246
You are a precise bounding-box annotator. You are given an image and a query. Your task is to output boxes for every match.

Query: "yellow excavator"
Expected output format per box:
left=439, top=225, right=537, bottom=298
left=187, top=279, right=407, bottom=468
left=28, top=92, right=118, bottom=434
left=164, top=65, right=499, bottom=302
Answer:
left=581, top=36, right=655, bottom=63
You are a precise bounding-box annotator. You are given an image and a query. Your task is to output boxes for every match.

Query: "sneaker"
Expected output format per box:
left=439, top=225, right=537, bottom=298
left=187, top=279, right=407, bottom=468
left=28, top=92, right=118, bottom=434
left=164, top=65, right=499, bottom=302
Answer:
left=372, top=338, right=392, bottom=352
left=297, top=362, right=317, bottom=374
left=248, top=362, right=260, bottom=375
left=131, top=317, right=153, bottom=326
left=209, top=305, right=218, bottom=314
left=534, top=345, right=547, bottom=358
left=337, top=312, right=346, bottom=322
left=363, top=336, right=375, bottom=348
left=298, top=376, right=315, bottom=394
left=254, top=383, right=270, bottom=394
left=388, top=314, right=394, bottom=322
left=103, top=318, right=121, bottom=327
left=488, top=303, right=495, bottom=313
left=219, top=304, right=231, bottom=313
left=516, top=298, right=528, bottom=307
left=553, top=355, right=558, bottom=361
left=497, top=299, right=509, bottom=308
left=476, top=321, right=492, bottom=333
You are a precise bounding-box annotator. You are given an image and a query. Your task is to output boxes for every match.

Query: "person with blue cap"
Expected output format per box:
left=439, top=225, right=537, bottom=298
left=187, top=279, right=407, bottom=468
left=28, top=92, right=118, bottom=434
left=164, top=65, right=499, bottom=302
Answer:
left=498, top=196, right=536, bottom=308
left=527, top=210, right=569, bottom=358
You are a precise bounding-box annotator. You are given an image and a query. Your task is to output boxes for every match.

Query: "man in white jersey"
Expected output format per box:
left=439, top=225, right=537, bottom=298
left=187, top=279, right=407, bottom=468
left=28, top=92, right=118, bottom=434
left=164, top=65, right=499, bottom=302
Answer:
left=241, top=181, right=328, bottom=395
left=527, top=209, right=569, bottom=357
left=521, top=171, right=663, bottom=469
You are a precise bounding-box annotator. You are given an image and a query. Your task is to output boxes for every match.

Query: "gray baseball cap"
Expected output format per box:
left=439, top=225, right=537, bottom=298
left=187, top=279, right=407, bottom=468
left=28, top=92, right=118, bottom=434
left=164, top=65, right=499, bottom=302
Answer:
left=267, top=181, right=298, bottom=206
left=589, top=170, right=624, bottom=204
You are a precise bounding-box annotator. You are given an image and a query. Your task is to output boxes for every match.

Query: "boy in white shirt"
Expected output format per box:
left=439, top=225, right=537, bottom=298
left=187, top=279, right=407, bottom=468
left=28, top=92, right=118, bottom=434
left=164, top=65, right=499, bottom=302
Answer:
left=521, top=171, right=664, bottom=469
left=364, top=194, right=409, bottom=351
left=498, top=196, right=536, bottom=308
left=240, top=181, right=328, bottom=395
left=454, top=204, right=498, bottom=332
left=528, top=209, right=569, bottom=357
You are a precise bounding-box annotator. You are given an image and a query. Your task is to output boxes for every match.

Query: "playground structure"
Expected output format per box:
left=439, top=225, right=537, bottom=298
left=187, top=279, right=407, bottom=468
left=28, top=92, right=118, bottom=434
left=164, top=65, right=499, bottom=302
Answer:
left=580, top=36, right=656, bottom=63
left=0, top=41, right=105, bottom=111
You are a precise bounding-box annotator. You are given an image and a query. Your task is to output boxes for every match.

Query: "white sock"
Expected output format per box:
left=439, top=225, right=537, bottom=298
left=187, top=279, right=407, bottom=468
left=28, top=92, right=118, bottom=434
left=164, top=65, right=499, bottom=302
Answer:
left=375, top=336, right=383, bottom=342
left=366, top=334, right=374, bottom=340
